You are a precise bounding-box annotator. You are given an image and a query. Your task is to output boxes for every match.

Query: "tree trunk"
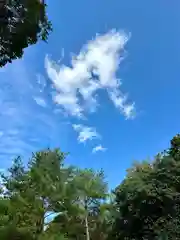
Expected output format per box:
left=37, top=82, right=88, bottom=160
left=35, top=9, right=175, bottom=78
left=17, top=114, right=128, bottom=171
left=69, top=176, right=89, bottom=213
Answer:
left=85, top=215, right=90, bottom=240
left=84, top=199, right=90, bottom=240
left=36, top=198, right=45, bottom=236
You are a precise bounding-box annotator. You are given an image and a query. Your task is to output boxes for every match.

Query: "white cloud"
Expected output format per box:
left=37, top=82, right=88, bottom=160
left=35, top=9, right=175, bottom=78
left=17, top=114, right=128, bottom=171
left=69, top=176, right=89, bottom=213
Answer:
left=72, top=124, right=100, bottom=143
left=45, top=29, right=135, bottom=119
left=110, top=91, right=135, bottom=119
left=92, top=145, right=107, bottom=153
left=33, top=96, right=47, bottom=107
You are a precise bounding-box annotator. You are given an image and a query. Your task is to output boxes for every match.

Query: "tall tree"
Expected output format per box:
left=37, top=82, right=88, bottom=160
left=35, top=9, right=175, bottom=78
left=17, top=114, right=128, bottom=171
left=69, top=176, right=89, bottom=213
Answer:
left=46, top=168, right=109, bottom=240
left=0, top=157, right=35, bottom=239
left=112, top=134, right=180, bottom=240
left=0, top=149, right=72, bottom=239
left=89, top=201, right=114, bottom=240
left=73, top=169, right=108, bottom=240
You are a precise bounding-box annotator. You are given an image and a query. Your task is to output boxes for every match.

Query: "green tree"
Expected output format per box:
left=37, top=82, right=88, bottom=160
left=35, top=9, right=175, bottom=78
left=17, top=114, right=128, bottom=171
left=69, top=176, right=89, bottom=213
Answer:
left=0, top=157, right=35, bottom=239
left=72, top=169, right=108, bottom=240
left=168, top=133, right=180, bottom=160
left=46, top=168, right=109, bottom=240
left=112, top=134, right=180, bottom=239
left=0, top=0, right=52, bottom=67
left=0, top=149, right=72, bottom=239
left=89, top=201, right=114, bottom=240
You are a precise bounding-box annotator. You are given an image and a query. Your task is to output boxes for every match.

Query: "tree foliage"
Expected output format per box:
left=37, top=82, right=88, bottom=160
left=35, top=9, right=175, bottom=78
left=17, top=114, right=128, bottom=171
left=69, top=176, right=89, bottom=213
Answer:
left=0, top=0, right=52, bottom=67
left=0, top=134, right=180, bottom=239
left=112, top=134, right=180, bottom=239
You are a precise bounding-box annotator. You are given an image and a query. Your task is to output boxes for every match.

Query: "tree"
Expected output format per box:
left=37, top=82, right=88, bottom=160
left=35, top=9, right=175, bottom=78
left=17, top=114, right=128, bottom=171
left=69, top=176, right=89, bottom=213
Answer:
left=27, top=149, right=68, bottom=236
left=112, top=134, right=180, bottom=240
left=0, top=0, right=52, bottom=67
left=72, top=169, right=108, bottom=240
left=0, top=149, right=72, bottom=239
left=168, top=133, right=180, bottom=160
left=46, top=168, right=109, bottom=240
left=89, top=201, right=114, bottom=240
left=0, top=157, right=35, bottom=239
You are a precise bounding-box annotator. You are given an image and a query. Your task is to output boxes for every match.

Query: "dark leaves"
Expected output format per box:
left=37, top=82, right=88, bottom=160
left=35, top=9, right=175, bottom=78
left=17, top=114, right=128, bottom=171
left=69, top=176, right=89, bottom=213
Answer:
left=0, top=0, right=52, bottom=67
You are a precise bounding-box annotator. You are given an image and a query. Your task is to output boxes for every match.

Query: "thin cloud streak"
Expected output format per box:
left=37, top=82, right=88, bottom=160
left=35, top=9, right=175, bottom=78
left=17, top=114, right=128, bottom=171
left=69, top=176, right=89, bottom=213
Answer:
left=33, top=96, right=47, bottom=108
left=92, top=145, right=107, bottom=153
left=0, top=59, right=66, bottom=167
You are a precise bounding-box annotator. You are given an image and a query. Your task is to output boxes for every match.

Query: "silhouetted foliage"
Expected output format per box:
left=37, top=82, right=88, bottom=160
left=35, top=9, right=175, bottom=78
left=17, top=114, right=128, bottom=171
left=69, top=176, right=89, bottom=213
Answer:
left=0, top=0, right=52, bottom=67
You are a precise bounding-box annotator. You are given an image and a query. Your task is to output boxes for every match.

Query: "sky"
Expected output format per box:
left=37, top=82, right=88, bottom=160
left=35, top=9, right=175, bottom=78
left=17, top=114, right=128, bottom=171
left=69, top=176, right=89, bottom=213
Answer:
left=0, top=0, right=180, bottom=188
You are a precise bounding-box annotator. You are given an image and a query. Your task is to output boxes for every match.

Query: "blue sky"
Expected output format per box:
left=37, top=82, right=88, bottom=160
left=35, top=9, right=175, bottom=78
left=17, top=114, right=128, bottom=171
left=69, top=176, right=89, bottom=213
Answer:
left=0, top=0, right=180, bottom=188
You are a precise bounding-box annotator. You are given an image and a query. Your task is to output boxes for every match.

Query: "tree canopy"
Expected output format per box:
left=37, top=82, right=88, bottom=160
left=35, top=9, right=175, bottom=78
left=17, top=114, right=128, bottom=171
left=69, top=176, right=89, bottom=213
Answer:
left=112, top=134, right=180, bottom=239
left=0, top=134, right=180, bottom=239
left=0, top=0, right=52, bottom=67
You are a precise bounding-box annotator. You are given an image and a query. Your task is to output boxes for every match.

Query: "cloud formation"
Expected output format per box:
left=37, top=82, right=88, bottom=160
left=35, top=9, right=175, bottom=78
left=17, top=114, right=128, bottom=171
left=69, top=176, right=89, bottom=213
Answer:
left=0, top=29, right=136, bottom=160
left=72, top=124, right=100, bottom=143
left=45, top=29, right=135, bottom=119
left=92, top=145, right=107, bottom=153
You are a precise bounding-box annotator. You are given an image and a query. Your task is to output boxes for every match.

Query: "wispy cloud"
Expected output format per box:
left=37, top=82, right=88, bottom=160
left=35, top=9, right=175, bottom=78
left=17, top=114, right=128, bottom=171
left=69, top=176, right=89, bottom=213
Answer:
left=45, top=29, right=135, bottom=119
left=92, top=145, right=107, bottom=153
left=36, top=74, right=47, bottom=93
left=72, top=124, right=100, bottom=143
left=33, top=74, right=48, bottom=108
left=0, top=59, right=66, bottom=168
left=33, top=96, right=47, bottom=108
